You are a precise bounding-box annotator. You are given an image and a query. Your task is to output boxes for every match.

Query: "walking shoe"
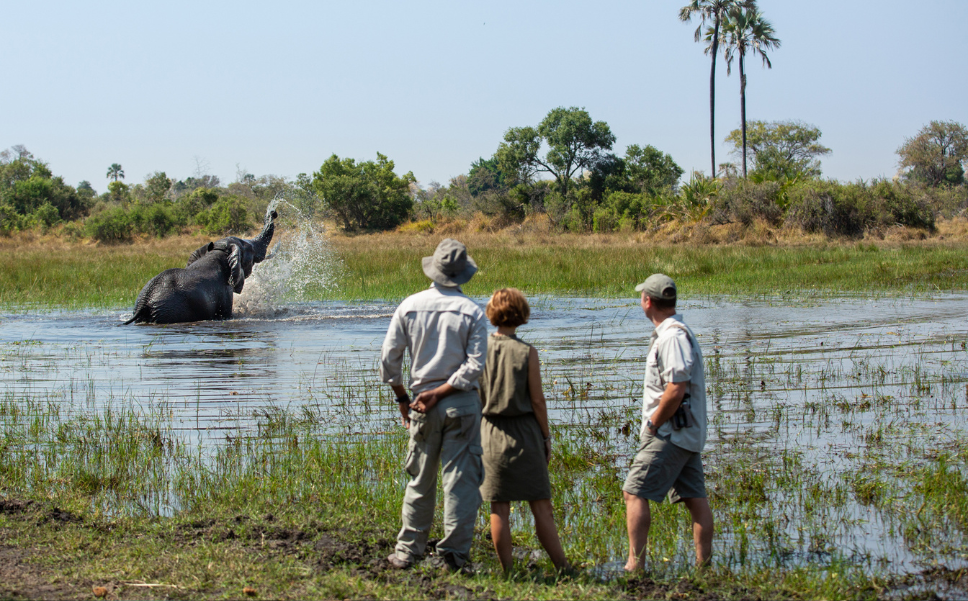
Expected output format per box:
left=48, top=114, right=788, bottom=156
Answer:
left=387, top=553, right=413, bottom=569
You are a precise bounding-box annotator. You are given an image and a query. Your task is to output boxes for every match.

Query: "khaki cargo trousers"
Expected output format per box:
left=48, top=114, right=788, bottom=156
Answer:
left=393, top=389, right=483, bottom=567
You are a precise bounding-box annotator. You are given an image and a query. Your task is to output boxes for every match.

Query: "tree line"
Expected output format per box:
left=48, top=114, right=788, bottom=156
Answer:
left=0, top=113, right=965, bottom=241
left=1, top=4, right=965, bottom=240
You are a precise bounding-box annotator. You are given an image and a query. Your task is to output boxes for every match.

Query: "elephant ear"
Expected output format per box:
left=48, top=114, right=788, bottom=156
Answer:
left=187, top=242, right=215, bottom=267
left=227, top=244, right=245, bottom=294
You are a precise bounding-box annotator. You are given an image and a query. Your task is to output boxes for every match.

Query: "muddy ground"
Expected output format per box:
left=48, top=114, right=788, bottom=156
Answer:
left=2, top=498, right=966, bottom=600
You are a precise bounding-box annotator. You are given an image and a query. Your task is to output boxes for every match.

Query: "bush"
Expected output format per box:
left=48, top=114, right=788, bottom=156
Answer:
left=196, top=196, right=251, bottom=236
left=708, top=180, right=783, bottom=226
left=130, top=203, right=182, bottom=237
left=785, top=181, right=871, bottom=237
left=593, top=192, right=650, bottom=232
left=0, top=203, right=26, bottom=233
left=85, top=207, right=133, bottom=242
left=32, top=202, right=61, bottom=232
left=869, top=180, right=935, bottom=231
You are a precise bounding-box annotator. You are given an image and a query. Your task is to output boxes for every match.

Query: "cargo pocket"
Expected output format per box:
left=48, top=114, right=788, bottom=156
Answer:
left=468, top=443, right=484, bottom=486
left=409, top=411, right=429, bottom=443
left=405, top=439, right=421, bottom=478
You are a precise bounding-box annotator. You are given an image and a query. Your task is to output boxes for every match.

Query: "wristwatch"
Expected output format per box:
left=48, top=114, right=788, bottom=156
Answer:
left=396, top=393, right=411, bottom=404
left=646, top=419, right=658, bottom=434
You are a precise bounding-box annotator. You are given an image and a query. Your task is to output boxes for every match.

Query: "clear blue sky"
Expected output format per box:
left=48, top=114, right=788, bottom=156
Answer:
left=3, top=0, right=966, bottom=193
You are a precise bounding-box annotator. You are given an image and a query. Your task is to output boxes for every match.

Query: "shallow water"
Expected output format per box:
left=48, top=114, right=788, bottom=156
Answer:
left=2, top=293, right=968, bottom=574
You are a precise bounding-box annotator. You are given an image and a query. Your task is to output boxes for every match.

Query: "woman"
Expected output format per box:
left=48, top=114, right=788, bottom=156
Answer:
left=479, top=288, right=570, bottom=573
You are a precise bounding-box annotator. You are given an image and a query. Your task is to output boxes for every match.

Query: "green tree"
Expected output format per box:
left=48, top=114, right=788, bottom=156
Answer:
left=720, top=6, right=780, bottom=178
left=896, top=120, right=968, bottom=187
left=467, top=157, right=507, bottom=197
left=312, top=153, right=416, bottom=231
left=680, top=0, right=754, bottom=176
left=106, top=163, right=124, bottom=182
left=139, top=171, right=173, bottom=205
left=496, top=107, right=615, bottom=196
left=625, top=145, right=685, bottom=195
left=725, top=120, right=831, bottom=180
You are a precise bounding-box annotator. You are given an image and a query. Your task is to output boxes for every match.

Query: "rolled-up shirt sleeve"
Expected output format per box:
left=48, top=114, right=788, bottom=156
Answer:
left=379, top=308, right=408, bottom=385
left=447, top=312, right=488, bottom=391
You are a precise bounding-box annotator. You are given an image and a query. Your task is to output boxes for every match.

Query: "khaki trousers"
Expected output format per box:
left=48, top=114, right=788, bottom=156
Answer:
left=394, top=390, right=483, bottom=566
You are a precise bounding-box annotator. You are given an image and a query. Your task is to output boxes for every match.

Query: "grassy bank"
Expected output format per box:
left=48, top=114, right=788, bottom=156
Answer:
left=3, top=219, right=968, bottom=308
left=3, top=314, right=968, bottom=599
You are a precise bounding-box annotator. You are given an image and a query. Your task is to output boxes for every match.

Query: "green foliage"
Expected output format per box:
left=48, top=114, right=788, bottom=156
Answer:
left=897, top=120, right=968, bottom=187
left=130, top=203, right=184, bottom=238
left=625, top=144, right=685, bottom=195
left=592, top=191, right=651, bottom=232
left=177, top=187, right=219, bottom=220
left=85, top=207, right=134, bottom=242
left=137, top=171, right=173, bottom=205
left=106, top=163, right=124, bottom=182
left=709, top=178, right=782, bottom=226
left=108, top=181, right=131, bottom=206
left=312, top=153, right=415, bottom=231
left=496, top=107, right=615, bottom=196
left=195, top=196, right=252, bottom=236
left=785, top=179, right=935, bottom=237
left=726, top=120, right=831, bottom=180
left=0, top=148, right=89, bottom=223
left=467, top=156, right=506, bottom=197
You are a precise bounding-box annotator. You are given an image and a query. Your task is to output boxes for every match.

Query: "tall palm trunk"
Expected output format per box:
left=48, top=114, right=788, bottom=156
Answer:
left=709, top=17, right=720, bottom=178
left=739, top=47, right=747, bottom=178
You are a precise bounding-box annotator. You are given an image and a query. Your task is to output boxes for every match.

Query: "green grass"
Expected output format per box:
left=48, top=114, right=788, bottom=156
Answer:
left=328, top=242, right=968, bottom=301
left=3, top=237, right=968, bottom=308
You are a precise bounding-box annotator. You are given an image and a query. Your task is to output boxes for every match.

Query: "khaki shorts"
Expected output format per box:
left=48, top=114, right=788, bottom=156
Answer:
left=622, top=431, right=706, bottom=503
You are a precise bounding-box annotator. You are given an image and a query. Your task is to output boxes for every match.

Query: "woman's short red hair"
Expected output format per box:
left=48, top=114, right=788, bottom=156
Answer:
left=485, top=288, right=530, bottom=327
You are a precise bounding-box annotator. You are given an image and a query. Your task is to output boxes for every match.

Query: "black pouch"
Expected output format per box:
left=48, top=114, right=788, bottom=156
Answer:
left=671, top=394, right=695, bottom=429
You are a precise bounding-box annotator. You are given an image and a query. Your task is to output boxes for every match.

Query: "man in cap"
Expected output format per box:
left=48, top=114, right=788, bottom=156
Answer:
left=623, top=273, right=713, bottom=571
left=380, top=238, right=488, bottom=572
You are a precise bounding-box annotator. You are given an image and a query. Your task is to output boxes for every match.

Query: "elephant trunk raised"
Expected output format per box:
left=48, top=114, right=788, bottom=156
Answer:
left=124, top=209, right=279, bottom=325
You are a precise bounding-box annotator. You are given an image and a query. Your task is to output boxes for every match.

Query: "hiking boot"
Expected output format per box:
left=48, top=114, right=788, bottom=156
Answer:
left=387, top=553, right=413, bottom=569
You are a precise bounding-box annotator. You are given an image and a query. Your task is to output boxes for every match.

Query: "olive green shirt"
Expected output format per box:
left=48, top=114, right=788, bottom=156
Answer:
left=479, top=334, right=534, bottom=417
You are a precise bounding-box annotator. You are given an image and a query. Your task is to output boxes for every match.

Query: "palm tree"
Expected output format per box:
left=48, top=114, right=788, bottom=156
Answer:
left=106, top=163, right=124, bottom=182
left=679, top=0, right=754, bottom=177
left=720, top=6, right=780, bottom=178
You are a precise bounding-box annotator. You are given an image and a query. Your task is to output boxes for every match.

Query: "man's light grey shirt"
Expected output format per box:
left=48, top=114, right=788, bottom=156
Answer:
left=642, top=314, right=708, bottom=453
left=380, top=283, right=488, bottom=394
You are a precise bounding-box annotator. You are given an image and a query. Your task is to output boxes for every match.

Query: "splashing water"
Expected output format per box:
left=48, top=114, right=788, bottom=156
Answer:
left=234, top=197, right=342, bottom=318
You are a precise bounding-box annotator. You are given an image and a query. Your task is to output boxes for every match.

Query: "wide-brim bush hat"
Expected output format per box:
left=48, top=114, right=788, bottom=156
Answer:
left=422, top=238, right=478, bottom=287
left=635, top=273, right=676, bottom=300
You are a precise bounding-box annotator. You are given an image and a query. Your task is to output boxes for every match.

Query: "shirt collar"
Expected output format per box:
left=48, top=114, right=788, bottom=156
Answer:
left=430, top=282, right=463, bottom=294
left=654, top=313, right=684, bottom=335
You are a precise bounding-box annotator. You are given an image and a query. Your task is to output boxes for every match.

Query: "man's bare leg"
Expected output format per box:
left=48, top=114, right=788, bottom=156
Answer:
left=681, top=497, right=713, bottom=566
left=623, top=490, right=651, bottom=572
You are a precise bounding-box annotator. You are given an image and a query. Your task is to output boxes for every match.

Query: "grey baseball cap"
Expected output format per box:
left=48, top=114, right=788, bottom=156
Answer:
left=422, top=238, right=478, bottom=287
left=634, top=273, right=677, bottom=300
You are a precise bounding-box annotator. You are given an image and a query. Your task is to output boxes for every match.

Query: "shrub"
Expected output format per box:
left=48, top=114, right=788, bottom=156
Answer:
left=869, top=180, right=935, bottom=231
left=196, top=196, right=251, bottom=236
left=708, top=180, right=783, bottom=226
left=32, top=202, right=61, bottom=232
left=131, top=203, right=182, bottom=237
left=785, top=181, right=871, bottom=237
left=593, top=191, right=649, bottom=232
left=86, top=207, right=133, bottom=242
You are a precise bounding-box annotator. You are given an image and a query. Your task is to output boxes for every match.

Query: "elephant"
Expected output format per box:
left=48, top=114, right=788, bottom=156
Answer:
left=124, top=210, right=278, bottom=324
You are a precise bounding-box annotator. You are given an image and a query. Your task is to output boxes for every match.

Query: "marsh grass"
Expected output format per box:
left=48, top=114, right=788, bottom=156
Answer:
left=4, top=227, right=968, bottom=308
left=3, top=312, right=968, bottom=599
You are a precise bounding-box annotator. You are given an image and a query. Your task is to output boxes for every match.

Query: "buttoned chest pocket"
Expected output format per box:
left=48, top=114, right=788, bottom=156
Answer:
left=645, top=352, right=663, bottom=390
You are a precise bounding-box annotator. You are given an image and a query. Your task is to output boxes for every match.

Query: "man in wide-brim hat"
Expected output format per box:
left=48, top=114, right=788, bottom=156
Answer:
left=380, top=238, right=488, bottom=572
